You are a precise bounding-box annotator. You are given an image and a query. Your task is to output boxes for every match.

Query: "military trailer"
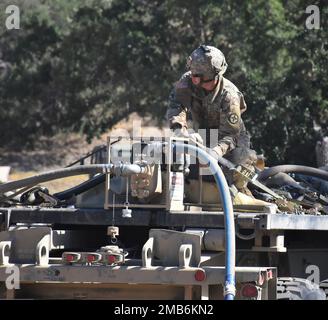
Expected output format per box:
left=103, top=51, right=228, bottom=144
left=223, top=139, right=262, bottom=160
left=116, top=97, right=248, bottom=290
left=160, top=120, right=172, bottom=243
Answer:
left=0, top=136, right=327, bottom=300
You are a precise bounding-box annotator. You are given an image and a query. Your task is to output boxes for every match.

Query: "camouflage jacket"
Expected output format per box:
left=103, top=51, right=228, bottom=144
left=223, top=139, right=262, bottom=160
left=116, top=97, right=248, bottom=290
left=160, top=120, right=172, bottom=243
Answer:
left=167, top=71, right=250, bottom=155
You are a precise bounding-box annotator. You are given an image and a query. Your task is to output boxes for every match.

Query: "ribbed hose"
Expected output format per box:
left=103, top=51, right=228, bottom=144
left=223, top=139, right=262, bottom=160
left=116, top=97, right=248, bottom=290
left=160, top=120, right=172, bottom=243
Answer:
left=262, top=172, right=304, bottom=190
left=174, top=142, right=236, bottom=300
left=0, top=164, right=147, bottom=195
left=258, top=165, right=328, bottom=182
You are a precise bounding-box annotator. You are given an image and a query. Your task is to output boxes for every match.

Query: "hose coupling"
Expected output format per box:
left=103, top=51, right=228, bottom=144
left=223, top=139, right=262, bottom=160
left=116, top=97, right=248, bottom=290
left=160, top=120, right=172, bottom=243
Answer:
left=224, top=281, right=236, bottom=297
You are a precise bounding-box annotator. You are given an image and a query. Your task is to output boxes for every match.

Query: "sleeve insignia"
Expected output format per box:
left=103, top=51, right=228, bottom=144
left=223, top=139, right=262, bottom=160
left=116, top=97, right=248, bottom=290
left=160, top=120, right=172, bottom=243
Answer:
left=228, top=113, right=239, bottom=124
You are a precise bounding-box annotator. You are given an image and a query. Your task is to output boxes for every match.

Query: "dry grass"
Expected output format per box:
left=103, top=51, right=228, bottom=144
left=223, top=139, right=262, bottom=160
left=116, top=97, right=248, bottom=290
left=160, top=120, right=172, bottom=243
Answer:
left=9, top=171, right=89, bottom=194
left=3, top=112, right=167, bottom=194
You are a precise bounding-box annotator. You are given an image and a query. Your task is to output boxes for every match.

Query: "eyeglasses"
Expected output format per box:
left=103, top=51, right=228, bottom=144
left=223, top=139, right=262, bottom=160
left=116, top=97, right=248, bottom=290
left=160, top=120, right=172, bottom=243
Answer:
left=191, top=74, right=216, bottom=84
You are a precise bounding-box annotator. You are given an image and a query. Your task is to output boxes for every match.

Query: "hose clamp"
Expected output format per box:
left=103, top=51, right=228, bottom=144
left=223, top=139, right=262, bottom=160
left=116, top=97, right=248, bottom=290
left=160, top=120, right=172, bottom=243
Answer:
left=111, top=164, right=123, bottom=176
left=102, top=164, right=112, bottom=175
left=224, top=282, right=236, bottom=297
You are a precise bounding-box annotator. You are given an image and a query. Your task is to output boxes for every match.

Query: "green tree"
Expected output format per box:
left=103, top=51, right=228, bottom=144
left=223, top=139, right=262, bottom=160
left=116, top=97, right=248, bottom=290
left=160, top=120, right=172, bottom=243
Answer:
left=0, top=0, right=327, bottom=167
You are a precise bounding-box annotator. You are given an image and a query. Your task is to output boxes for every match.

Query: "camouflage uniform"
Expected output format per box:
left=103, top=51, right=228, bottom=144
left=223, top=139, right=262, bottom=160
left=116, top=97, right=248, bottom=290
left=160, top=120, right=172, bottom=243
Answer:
left=167, top=71, right=251, bottom=156
left=167, top=45, right=256, bottom=188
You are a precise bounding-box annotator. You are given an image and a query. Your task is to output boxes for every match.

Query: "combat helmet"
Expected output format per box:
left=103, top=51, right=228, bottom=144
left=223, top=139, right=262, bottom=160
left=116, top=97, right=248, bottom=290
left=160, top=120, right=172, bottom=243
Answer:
left=187, top=45, right=228, bottom=78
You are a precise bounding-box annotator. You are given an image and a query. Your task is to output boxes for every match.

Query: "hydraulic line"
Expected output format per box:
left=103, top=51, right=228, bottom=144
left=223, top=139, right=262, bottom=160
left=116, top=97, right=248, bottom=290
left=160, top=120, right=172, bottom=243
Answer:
left=174, top=142, right=236, bottom=300
left=258, top=165, right=328, bottom=182
left=54, top=174, right=106, bottom=200
left=262, top=172, right=303, bottom=190
left=0, top=164, right=146, bottom=195
left=65, top=144, right=107, bottom=167
left=192, top=139, right=235, bottom=169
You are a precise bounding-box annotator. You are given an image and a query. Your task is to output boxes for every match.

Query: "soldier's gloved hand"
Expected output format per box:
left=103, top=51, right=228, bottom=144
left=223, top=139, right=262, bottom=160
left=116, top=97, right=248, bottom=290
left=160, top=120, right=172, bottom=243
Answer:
left=189, top=133, right=204, bottom=145
left=230, top=147, right=258, bottom=167
left=202, top=146, right=224, bottom=164
left=245, top=149, right=258, bottom=167
left=211, top=146, right=224, bottom=159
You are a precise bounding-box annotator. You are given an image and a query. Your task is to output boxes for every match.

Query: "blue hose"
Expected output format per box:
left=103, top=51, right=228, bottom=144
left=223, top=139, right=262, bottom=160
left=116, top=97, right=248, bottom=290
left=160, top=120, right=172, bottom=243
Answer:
left=174, top=142, right=236, bottom=300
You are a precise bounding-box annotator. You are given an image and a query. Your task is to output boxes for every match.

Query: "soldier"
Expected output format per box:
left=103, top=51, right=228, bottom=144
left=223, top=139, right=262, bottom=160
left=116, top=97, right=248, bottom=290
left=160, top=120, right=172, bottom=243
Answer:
left=167, top=44, right=257, bottom=193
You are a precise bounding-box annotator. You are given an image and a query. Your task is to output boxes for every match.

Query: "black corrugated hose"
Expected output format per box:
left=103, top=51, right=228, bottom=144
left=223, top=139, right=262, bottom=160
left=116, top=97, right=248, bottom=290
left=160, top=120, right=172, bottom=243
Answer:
left=258, top=165, right=328, bottom=182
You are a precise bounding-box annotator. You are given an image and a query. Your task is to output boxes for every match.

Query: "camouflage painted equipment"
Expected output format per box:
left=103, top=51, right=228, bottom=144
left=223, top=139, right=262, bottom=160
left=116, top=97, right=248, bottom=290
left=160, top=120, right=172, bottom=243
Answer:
left=187, top=45, right=228, bottom=78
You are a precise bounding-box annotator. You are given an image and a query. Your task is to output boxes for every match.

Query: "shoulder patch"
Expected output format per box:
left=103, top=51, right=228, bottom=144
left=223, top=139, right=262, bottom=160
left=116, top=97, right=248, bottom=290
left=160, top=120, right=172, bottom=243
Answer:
left=228, top=112, right=239, bottom=124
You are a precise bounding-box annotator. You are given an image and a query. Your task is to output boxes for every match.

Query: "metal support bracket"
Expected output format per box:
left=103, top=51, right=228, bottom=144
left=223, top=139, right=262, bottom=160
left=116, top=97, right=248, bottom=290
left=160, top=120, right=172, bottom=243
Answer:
left=36, top=234, right=51, bottom=266
left=0, top=241, right=11, bottom=265
left=179, top=244, right=192, bottom=268
left=252, top=230, right=287, bottom=252
left=142, top=237, right=154, bottom=268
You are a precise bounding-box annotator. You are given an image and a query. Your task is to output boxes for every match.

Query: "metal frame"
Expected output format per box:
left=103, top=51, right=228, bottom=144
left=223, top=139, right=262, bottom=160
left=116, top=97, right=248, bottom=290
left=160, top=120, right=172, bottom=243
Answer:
left=259, top=214, right=328, bottom=231
left=0, top=264, right=274, bottom=285
left=4, top=208, right=328, bottom=231
left=104, top=136, right=188, bottom=212
left=0, top=208, right=227, bottom=228
left=0, top=264, right=276, bottom=300
left=104, top=136, right=168, bottom=210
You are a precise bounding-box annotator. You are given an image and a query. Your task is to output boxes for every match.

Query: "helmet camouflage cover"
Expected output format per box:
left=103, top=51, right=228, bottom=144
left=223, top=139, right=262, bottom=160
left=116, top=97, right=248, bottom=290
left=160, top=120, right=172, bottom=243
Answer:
left=187, top=45, right=228, bottom=78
